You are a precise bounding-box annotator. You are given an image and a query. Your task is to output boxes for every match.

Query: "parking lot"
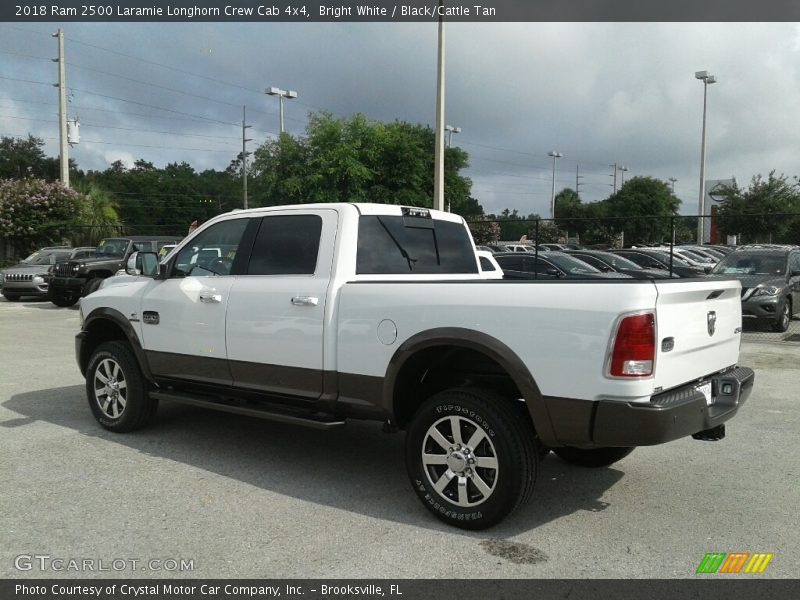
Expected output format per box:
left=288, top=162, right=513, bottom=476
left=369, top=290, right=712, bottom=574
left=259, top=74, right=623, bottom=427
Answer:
left=1, top=296, right=798, bottom=579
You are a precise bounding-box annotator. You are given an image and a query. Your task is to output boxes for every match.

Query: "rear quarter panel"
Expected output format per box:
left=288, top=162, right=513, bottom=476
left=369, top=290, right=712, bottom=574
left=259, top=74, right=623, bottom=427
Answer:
left=336, top=280, right=660, bottom=403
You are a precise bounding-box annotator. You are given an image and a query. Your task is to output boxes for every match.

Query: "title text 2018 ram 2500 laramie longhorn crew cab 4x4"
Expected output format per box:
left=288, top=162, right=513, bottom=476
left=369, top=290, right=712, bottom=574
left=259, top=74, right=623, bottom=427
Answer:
left=75, top=204, right=754, bottom=529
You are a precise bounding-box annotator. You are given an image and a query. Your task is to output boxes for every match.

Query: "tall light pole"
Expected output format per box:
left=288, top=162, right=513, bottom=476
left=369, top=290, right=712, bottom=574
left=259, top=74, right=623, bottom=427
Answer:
left=445, top=124, right=461, bottom=148
left=619, top=165, right=629, bottom=186
left=609, top=163, right=618, bottom=193
left=433, top=0, right=446, bottom=213
left=695, top=70, right=717, bottom=244
left=265, top=87, right=298, bottom=134
left=668, top=177, right=677, bottom=193
left=548, top=151, right=563, bottom=219
left=241, top=105, right=252, bottom=209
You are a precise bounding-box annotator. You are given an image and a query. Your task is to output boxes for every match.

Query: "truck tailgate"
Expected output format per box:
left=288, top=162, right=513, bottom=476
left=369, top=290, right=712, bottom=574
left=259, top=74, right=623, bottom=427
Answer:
left=653, top=278, right=742, bottom=392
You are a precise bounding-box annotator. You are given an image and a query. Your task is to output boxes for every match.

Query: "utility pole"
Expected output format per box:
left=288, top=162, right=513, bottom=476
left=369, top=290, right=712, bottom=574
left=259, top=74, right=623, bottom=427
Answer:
left=610, top=162, right=618, bottom=193
left=433, top=0, right=446, bottom=213
left=575, top=164, right=583, bottom=196
left=52, top=29, right=69, bottom=187
left=241, top=105, right=252, bottom=210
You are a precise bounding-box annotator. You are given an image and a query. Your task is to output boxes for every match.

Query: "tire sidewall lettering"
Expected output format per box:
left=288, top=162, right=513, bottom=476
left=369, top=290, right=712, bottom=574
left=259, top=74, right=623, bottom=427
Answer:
left=434, top=403, right=495, bottom=438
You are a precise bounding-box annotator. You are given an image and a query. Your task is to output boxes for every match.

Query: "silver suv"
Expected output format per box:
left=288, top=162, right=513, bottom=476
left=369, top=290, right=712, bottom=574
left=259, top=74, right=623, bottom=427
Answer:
left=1, top=247, right=95, bottom=301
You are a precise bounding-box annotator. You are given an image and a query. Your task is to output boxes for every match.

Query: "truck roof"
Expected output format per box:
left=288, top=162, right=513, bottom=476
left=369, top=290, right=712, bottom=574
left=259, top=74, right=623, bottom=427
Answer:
left=222, top=202, right=465, bottom=224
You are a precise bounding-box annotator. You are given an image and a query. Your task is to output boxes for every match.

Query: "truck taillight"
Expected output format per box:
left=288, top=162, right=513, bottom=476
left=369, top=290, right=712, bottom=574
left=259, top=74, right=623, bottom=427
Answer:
left=609, top=312, right=655, bottom=377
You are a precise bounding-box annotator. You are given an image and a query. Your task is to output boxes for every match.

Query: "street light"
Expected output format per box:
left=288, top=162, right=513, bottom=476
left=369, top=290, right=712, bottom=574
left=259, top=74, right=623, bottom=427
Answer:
left=445, top=124, right=461, bottom=148
left=548, top=151, right=563, bottom=219
left=619, top=165, right=629, bottom=186
left=695, top=70, right=717, bottom=244
left=668, top=177, right=677, bottom=193
left=265, top=86, right=298, bottom=134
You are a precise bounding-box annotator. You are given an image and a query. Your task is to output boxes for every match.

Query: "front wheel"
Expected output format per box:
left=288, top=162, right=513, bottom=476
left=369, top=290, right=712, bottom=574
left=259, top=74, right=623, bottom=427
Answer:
left=553, top=446, right=634, bottom=468
left=405, top=388, right=537, bottom=530
left=49, top=288, right=78, bottom=307
left=86, top=341, right=157, bottom=432
left=83, top=277, right=103, bottom=296
left=772, top=299, right=791, bottom=333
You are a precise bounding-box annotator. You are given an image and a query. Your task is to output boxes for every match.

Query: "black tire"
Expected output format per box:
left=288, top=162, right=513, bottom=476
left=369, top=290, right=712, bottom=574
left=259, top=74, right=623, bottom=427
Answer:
left=83, top=277, right=103, bottom=296
left=85, top=340, right=157, bottom=432
left=553, top=446, right=634, bottom=468
left=772, top=299, right=791, bottom=333
left=49, top=288, right=79, bottom=307
left=2, top=293, right=22, bottom=301
left=405, top=388, right=537, bottom=530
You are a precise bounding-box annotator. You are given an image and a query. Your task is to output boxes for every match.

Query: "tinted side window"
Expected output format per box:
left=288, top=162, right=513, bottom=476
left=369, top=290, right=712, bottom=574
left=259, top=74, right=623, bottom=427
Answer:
left=496, top=256, right=523, bottom=270
left=479, top=257, right=496, bottom=272
left=788, top=253, right=800, bottom=274
left=357, top=215, right=477, bottom=275
left=174, top=219, right=248, bottom=277
left=247, top=215, right=322, bottom=275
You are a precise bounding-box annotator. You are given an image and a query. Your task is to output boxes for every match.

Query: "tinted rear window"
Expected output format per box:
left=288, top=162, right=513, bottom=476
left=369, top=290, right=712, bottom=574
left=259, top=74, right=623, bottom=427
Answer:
left=356, top=215, right=477, bottom=275
left=248, top=215, right=322, bottom=275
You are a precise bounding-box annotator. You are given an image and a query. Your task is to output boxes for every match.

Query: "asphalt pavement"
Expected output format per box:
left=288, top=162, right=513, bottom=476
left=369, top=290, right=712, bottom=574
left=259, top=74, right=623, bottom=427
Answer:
left=0, top=297, right=797, bottom=578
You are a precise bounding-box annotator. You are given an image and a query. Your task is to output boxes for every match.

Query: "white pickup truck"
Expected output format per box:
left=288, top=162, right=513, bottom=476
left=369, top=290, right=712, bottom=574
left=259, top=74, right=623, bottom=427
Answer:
left=76, top=203, right=754, bottom=529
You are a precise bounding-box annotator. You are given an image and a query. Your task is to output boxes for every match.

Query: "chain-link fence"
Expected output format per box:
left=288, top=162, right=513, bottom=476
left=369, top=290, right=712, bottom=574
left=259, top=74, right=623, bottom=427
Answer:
left=469, top=213, right=800, bottom=343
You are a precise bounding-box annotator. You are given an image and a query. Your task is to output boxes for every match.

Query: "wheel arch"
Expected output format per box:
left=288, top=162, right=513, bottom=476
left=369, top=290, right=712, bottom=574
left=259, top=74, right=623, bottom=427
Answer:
left=79, top=308, right=153, bottom=382
left=383, top=327, right=555, bottom=443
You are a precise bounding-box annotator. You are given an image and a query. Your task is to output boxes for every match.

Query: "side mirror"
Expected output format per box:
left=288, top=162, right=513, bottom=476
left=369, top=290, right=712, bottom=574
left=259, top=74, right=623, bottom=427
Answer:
left=546, top=267, right=561, bottom=277
left=126, top=251, right=159, bottom=277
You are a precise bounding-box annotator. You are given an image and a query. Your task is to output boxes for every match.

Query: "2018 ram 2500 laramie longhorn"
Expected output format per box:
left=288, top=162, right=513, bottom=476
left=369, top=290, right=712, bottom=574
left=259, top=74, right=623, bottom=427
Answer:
left=76, top=204, right=754, bottom=529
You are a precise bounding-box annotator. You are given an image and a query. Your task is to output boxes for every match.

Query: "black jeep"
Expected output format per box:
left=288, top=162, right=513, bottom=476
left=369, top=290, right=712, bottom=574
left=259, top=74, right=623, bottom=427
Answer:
left=48, top=236, right=181, bottom=307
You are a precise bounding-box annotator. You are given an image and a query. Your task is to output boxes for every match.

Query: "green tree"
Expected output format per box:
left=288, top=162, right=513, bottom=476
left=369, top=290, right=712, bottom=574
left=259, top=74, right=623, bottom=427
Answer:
left=604, top=176, right=680, bottom=245
left=715, top=172, right=800, bottom=243
left=249, top=112, right=480, bottom=216
left=0, top=135, right=78, bottom=181
left=0, top=178, right=83, bottom=254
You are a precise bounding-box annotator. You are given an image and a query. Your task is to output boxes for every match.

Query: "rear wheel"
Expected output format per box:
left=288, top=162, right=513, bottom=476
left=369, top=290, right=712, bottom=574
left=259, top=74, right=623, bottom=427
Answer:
left=86, top=341, right=157, bottom=432
left=405, top=388, right=537, bottom=530
left=772, top=299, right=791, bottom=333
left=553, top=446, right=634, bottom=468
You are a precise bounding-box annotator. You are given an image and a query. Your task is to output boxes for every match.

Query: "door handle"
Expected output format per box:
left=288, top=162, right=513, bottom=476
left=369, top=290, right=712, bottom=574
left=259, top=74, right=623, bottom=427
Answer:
left=199, top=292, right=222, bottom=303
left=291, top=296, right=319, bottom=306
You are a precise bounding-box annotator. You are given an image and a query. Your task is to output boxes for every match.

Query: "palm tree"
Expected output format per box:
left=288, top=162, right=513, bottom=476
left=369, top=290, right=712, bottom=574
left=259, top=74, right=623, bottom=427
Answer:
left=73, top=183, right=123, bottom=245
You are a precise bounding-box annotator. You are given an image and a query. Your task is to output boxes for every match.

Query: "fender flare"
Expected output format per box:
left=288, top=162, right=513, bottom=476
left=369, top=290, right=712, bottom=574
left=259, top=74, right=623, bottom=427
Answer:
left=383, top=327, right=556, bottom=443
left=80, top=307, right=154, bottom=383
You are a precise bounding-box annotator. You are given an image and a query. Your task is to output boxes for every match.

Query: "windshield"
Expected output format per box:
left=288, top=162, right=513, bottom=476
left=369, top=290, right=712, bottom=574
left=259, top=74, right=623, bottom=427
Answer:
left=96, top=238, right=130, bottom=257
left=649, top=251, right=691, bottom=267
left=20, top=250, right=71, bottom=265
left=712, top=253, right=786, bottom=276
left=545, top=253, right=601, bottom=274
left=591, top=252, right=643, bottom=270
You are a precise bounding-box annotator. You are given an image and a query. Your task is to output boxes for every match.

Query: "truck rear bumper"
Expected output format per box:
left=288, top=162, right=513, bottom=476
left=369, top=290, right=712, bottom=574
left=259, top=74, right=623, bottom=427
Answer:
left=545, top=366, right=754, bottom=448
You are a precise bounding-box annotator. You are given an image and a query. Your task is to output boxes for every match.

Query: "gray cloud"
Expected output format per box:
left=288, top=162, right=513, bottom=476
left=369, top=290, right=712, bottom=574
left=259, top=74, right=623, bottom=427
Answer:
left=1, top=22, right=798, bottom=216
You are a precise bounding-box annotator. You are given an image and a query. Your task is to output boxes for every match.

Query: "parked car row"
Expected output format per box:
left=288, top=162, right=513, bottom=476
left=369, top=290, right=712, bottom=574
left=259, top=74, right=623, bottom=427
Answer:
left=1, top=237, right=182, bottom=306
left=0, top=246, right=95, bottom=301
left=473, top=242, right=800, bottom=332
left=5, top=235, right=799, bottom=334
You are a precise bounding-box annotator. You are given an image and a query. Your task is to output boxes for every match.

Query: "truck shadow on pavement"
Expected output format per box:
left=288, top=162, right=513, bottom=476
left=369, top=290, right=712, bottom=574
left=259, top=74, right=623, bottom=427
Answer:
left=4, top=385, right=624, bottom=536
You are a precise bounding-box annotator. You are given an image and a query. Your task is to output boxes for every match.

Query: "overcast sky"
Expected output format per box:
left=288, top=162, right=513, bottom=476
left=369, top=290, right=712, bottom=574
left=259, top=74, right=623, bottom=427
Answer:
left=1, top=21, right=799, bottom=216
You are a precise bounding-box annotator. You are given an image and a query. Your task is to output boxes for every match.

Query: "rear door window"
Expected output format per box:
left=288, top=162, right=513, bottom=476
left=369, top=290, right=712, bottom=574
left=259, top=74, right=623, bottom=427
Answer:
left=247, top=215, right=323, bottom=275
